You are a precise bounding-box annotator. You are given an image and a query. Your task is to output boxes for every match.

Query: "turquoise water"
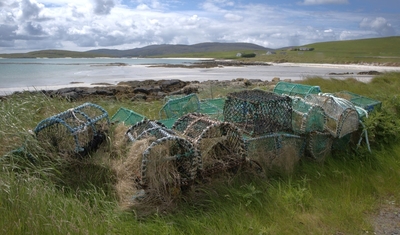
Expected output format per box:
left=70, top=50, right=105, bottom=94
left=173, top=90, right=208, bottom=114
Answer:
left=0, top=58, right=201, bottom=88
left=1, top=58, right=398, bottom=96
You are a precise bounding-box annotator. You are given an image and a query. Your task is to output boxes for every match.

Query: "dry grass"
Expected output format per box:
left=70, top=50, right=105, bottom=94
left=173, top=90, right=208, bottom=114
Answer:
left=111, top=138, right=153, bottom=210
left=143, top=140, right=183, bottom=203
left=270, top=145, right=301, bottom=174
left=110, top=124, right=130, bottom=158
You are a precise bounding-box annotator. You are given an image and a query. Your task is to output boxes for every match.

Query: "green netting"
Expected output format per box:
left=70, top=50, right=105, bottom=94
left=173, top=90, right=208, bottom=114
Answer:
left=304, top=94, right=359, bottom=138
left=111, top=107, right=147, bottom=126
left=331, top=133, right=352, bottom=152
left=244, top=133, right=305, bottom=172
left=223, top=90, right=292, bottom=136
left=159, top=93, right=200, bottom=119
left=156, top=118, right=178, bottom=129
left=306, top=131, right=333, bottom=162
left=199, top=98, right=226, bottom=121
left=291, top=97, right=326, bottom=134
left=334, top=91, right=382, bottom=113
left=274, top=81, right=321, bottom=97
left=163, top=94, right=187, bottom=102
left=172, top=113, right=246, bottom=176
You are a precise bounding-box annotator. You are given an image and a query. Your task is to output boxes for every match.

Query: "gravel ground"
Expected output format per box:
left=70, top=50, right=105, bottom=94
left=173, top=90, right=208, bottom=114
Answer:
left=371, top=203, right=400, bottom=235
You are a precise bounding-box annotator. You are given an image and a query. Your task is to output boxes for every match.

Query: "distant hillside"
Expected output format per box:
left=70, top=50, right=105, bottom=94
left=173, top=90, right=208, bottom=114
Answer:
left=0, top=50, right=108, bottom=58
left=86, top=42, right=269, bottom=57
left=1, top=37, right=399, bottom=63
left=303, top=36, right=400, bottom=57
left=0, top=42, right=268, bottom=58
left=261, top=36, right=400, bottom=64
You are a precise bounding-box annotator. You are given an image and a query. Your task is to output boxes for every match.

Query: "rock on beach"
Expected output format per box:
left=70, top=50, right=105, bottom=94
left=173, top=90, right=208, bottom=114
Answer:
left=0, top=78, right=280, bottom=102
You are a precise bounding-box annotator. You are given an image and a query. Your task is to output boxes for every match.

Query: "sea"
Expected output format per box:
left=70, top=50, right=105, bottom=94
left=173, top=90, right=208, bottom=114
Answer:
left=1, top=57, right=399, bottom=96
left=0, top=57, right=202, bottom=88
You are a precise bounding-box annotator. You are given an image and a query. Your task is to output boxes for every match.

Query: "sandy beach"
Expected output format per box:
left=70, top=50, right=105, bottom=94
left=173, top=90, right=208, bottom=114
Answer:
left=1, top=62, right=399, bottom=96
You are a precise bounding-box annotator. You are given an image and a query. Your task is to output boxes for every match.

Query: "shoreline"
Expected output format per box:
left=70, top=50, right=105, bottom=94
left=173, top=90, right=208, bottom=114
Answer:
left=1, top=62, right=399, bottom=97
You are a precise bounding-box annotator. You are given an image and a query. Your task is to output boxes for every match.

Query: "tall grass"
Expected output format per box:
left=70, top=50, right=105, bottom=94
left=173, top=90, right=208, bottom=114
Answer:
left=1, top=73, right=400, bottom=234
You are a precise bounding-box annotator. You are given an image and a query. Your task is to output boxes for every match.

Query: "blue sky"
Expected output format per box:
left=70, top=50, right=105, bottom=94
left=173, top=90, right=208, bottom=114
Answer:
left=0, top=0, right=398, bottom=53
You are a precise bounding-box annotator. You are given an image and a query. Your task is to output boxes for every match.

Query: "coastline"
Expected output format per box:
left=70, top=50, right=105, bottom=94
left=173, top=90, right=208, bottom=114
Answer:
left=1, top=62, right=399, bottom=97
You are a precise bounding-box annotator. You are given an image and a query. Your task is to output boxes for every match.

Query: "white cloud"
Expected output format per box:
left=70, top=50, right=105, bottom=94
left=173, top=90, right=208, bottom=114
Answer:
left=300, top=0, right=348, bottom=5
left=92, top=0, right=115, bottom=15
left=0, top=0, right=398, bottom=53
left=136, top=4, right=150, bottom=10
left=18, top=0, right=45, bottom=20
left=360, top=17, right=396, bottom=36
left=224, top=13, right=242, bottom=21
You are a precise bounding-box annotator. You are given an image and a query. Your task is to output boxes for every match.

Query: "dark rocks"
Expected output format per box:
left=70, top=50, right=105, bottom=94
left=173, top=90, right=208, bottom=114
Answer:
left=149, top=60, right=272, bottom=68
left=357, top=71, right=382, bottom=75
left=46, top=79, right=190, bottom=101
left=328, top=72, right=354, bottom=75
left=160, top=79, right=187, bottom=92
left=133, top=86, right=161, bottom=95
left=1, top=78, right=277, bottom=102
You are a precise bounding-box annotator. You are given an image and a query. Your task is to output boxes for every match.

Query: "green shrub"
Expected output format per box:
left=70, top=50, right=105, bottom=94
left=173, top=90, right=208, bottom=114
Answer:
left=241, top=53, right=256, bottom=58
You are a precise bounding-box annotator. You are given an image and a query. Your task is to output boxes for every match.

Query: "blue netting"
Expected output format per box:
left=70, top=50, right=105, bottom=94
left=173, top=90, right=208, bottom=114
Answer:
left=34, top=103, right=109, bottom=155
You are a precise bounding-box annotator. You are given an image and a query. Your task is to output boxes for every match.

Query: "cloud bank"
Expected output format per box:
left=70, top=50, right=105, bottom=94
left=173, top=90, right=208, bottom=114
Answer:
left=300, top=0, right=348, bottom=5
left=0, top=0, right=398, bottom=53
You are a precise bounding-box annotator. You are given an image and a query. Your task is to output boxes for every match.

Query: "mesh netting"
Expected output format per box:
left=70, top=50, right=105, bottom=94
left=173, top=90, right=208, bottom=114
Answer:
left=34, top=103, right=109, bottom=156
left=127, top=120, right=175, bottom=141
left=304, top=94, right=359, bottom=138
left=159, top=93, right=200, bottom=119
left=111, top=107, right=147, bottom=126
left=156, top=118, right=178, bottom=129
left=306, top=131, right=333, bottom=162
left=291, top=97, right=326, bottom=134
left=172, top=113, right=246, bottom=177
left=223, top=90, right=292, bottom=136
left=244, top=133, right=305, bottom=173
left=331, top=133, right=352, bottom=152
left=274, top=81, right=321, bottom=98
left=199, top=98, right=226, bottom=121
left=126, top=120, right=198, bottom=199
left=334, top=91, right=382, bottom=115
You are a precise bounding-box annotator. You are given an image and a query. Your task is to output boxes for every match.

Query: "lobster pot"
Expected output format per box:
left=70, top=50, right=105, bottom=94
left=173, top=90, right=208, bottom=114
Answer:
left=34, top=103, right=109, bottom=156
left=306, top=131, right=333, bottom=162
left=126, top=120, right=198, bottom=197
left=305, top=94, right=359, bottom=138
left=111, top=107, right=146, bottom=126
left=292, top=97, right=326, bottom=134
left=199, top=98, right=226, bottom=121
left=223, top=90, right=292, bottom=136
left=274, top=81, right=321, bottom=98
left=172, top=113, right=246, bottom=177
left=159, top=93, right=200, bottom=119
left=331, top=133, right=353, bottom=152
left=334, top=91, right=381, bottom=114
left=245, top=133, right=305, bottom=172
left=156, top=118, right=178, bottom=129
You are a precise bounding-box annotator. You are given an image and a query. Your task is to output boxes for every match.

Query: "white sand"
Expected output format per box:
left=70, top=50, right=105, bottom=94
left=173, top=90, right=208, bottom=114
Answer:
left=1, top=62, right=399, bottom=96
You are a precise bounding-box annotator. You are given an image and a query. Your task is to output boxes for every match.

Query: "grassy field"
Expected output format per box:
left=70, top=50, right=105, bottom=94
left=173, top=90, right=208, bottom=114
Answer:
left=1, top=73, right=400, bottom=234
left=164, top=36, right=400, bottom=65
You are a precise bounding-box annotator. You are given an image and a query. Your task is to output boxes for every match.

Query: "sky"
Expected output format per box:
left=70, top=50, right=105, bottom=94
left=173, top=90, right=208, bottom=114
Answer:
left=0, top=0, right=399, bottom=53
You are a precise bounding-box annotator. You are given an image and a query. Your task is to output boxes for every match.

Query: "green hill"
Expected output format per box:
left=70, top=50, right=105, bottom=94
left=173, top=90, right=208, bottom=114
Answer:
left=1, top=37, right=400, bottom=64
left=0, top=50, right=108, bottom=58
left=253, top=36, right=400, bottom=64
left=86, top=42, right=268, bottom=57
